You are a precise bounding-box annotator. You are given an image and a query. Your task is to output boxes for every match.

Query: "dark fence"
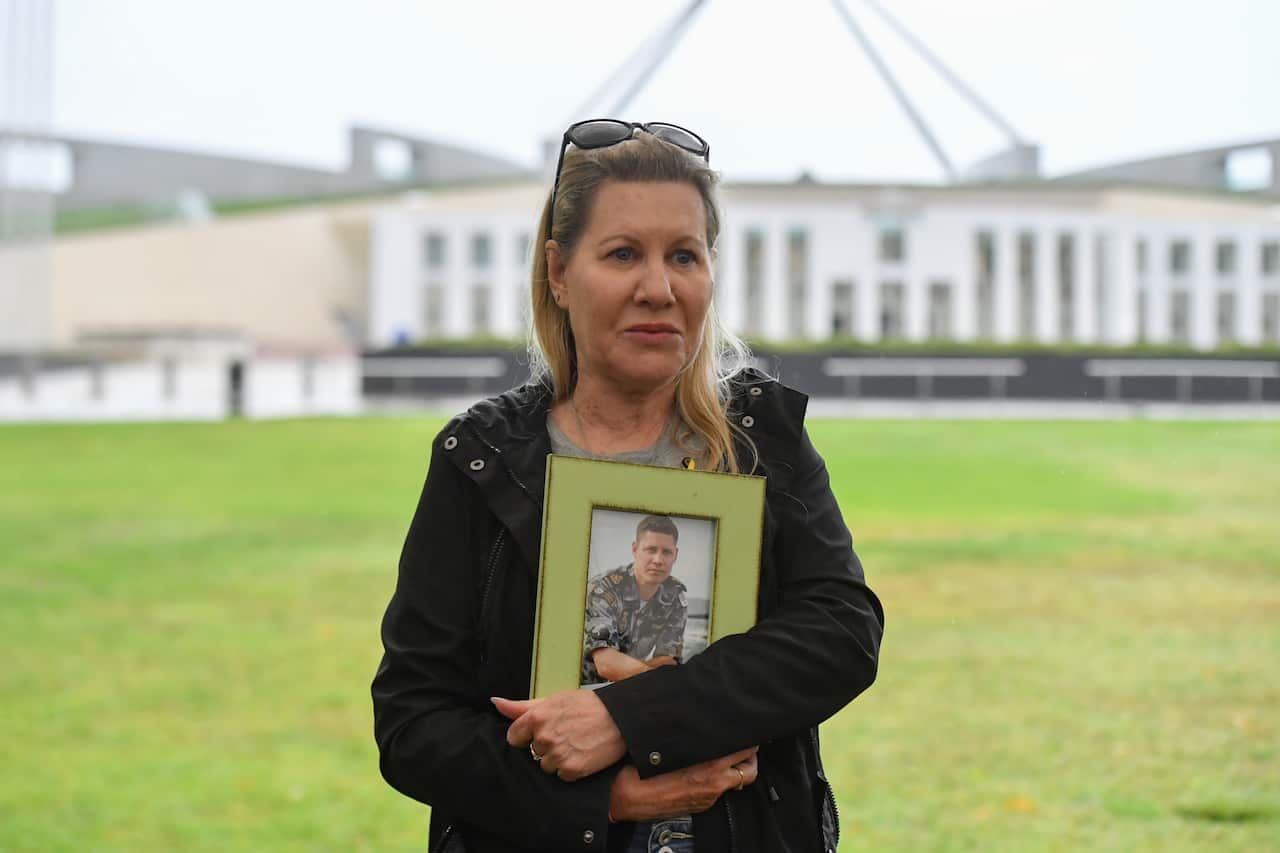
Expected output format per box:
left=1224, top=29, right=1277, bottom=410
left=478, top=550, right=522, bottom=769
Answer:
left=362, top=348, right=1280, bottom=404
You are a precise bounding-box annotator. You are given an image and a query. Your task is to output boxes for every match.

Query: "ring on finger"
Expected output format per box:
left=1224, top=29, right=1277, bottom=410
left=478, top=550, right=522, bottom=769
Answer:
left=530, top=745, right=544, bottom=763
left=734, top=766, right=745, bottom=791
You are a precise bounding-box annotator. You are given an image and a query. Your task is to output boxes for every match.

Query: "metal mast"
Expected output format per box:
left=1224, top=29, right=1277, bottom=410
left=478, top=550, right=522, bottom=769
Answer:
left=830, top=0, right=957, bottom=181
left=0, top=0, right=57, bottom=352
left=862, top=0, right=1024, bottom=146
left=545, top=0, right=709, bottom=165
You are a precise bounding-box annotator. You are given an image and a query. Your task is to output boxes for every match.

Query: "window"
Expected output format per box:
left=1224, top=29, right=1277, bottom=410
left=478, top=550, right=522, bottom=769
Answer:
left=1058, top=233, right=1075, bottom=340
left=1170, top=241, right=1191, bottom=274
left=1216, top=241, right=1237, bottom=275
left=787, top=229, right=808, bottom=338
left=1262, top=242, right=1280, bottom=276
left=471, top=232, right=493, bottom=269
left=1216, top=290, right=1237, bottom=343
left=0, top=139, right=74, bottom=193
left=425, top=232, right=446, bottom=269
left=878, top=227, right=905, bottom=263
left=1170, top=290, right=1191, bottom=345
left=516, top=232, right=532, bottom=267
left=472, top=284, right=491, bottom=334
left=927, top=281, right=953, bottom=340
left=879, top=281, right=904, bottom=339
left=1136, top=239, right=1148, bottom=275
left=831, top=279, right=856, bottom=337
left=743, top=230, right=765, bottom=336
left=1263, top=293, right=1280, bottom=343
left=975, top=231, right=995, bottom=339
left=373, top=138, right=413, bottom=181
left=1223, top=147, right=1273, bottom=192
left=1017, top=232, right=1036, bottom=340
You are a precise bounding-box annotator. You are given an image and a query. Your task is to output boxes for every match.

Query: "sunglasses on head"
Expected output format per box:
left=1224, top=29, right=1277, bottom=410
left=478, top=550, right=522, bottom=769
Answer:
left=548, top=119, right=711, bottom=235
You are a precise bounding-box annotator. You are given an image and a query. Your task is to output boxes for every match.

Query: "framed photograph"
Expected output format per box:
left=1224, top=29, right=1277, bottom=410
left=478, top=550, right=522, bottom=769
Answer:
left=530, top=454, right=767, bottom=698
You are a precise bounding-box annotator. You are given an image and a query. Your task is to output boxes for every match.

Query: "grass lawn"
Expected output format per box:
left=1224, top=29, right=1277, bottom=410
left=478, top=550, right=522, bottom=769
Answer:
left=1, top=418, right=1277, bottom=851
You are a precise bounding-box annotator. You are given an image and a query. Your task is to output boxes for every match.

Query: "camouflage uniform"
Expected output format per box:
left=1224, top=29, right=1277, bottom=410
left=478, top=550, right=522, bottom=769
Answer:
left=581, top=564, right=688, bottom=686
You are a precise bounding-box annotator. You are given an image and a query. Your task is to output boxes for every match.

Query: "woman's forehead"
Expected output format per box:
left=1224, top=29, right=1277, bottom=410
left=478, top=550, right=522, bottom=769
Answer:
left=586, top=180, right=706, bottom=239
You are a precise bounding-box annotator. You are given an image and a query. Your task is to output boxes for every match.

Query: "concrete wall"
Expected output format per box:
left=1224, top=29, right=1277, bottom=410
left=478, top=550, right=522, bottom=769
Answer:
left=49, top=200, right=375, bottom=350
left=0, top=355, right=360, bottom=422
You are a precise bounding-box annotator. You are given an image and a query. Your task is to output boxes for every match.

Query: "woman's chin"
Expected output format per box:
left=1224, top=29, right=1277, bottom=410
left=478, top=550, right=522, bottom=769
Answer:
left=612, top=359, right=689, bottom=390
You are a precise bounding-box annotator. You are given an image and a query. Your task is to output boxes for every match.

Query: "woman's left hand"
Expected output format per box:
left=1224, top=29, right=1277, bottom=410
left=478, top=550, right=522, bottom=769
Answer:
left=492, top=692, right=627, bottom=781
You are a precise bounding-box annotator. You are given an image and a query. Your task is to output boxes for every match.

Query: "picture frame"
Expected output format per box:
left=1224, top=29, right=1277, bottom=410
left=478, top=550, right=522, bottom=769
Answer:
left=530, top=454, right=767, bottom=698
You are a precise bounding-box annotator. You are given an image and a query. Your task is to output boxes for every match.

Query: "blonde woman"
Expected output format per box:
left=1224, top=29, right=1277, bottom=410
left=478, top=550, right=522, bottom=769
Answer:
left=373, top=120, right=884, bottom=853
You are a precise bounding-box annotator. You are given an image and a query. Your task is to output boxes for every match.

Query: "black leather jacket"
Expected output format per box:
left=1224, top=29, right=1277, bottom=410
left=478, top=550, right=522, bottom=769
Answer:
left=372, top=373, right=884, bottom=853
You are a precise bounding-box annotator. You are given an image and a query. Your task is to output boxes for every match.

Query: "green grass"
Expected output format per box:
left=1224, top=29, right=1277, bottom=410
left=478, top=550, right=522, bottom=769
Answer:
left=2, top=418, right=1277, bottom=851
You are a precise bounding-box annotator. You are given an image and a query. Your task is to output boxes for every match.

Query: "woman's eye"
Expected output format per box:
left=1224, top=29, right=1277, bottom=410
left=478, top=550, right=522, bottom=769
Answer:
left=610, top=247, right=635, bottom=262
left=673, top=249, right=696, bottom=265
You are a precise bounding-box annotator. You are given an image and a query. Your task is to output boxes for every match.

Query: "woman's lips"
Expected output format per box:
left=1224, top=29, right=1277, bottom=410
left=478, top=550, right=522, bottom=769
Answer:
left=624, top=324, right=680, bottom=344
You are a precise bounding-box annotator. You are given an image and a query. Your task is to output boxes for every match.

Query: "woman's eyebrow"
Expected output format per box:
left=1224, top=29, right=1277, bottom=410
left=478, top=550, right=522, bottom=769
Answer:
left=596, top=229, right=701, bottom=244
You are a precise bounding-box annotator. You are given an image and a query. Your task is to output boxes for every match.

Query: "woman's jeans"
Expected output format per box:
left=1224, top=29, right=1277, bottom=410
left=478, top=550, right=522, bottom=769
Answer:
left=624, top=817, right=694, bottom=853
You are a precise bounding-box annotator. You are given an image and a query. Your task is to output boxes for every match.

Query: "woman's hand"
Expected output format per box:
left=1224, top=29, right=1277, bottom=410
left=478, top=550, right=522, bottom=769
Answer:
left=492, top=692, right=627, bottom=781
left=608, top=746, right=759, bottom=821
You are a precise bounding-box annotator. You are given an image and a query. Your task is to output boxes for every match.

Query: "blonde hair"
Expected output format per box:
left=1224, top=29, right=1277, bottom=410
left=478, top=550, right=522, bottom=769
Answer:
left=528, top=132, right=755, bottom=473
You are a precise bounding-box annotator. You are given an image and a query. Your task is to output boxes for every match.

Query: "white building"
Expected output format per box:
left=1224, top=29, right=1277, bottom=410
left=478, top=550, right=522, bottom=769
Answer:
left=368, top=180, right=1280, bottom=351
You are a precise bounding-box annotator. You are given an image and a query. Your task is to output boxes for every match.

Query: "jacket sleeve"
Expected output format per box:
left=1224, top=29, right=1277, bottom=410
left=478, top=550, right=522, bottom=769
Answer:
left=372, top=434, right=617, bottom=850
left=595, top=427, right=885, bottom=778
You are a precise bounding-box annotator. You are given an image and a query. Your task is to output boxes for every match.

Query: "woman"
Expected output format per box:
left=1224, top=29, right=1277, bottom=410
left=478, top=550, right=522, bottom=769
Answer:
left=372, top=120, right=884, bottom=853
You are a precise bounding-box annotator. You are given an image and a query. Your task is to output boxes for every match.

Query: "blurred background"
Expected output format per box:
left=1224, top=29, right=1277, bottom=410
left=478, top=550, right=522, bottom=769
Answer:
left=2, top=0, right=1278, bottom=850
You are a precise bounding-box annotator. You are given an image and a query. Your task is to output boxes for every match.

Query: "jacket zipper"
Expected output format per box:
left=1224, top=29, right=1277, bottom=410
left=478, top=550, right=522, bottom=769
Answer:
left=477, top=529, right=506, bottom=663
left=724, top=797, right=738, bottom=852
left=432, top=824, right=455, bottom=853
left=824, top=780, right=841, bottom=850
left=810, top=727, right=840, bottom=850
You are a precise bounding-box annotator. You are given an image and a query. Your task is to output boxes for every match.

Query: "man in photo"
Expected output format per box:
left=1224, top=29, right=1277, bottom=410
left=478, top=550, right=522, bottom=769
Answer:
left=581, top=515, right=689, bottom=686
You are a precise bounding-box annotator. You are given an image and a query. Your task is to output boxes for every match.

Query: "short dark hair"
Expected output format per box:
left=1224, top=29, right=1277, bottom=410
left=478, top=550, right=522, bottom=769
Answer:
left=635, top=514, right=679, bottom=545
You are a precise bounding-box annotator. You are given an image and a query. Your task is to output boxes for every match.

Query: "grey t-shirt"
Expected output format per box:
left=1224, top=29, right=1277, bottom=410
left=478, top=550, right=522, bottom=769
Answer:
left=546, top=413, right=698, bottom=469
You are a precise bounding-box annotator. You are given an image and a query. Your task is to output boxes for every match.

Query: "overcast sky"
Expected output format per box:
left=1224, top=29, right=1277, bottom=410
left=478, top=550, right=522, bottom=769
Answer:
left=52, top=0, right=1280, bottom=184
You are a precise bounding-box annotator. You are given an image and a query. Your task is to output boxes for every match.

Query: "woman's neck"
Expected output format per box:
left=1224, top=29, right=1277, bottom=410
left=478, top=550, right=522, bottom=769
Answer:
left=556, top=373, right=677, bottom=456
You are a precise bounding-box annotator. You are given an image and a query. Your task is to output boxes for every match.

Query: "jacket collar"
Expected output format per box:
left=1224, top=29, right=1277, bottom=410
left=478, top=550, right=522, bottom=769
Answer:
left=441, top=370, right=809, bottom=570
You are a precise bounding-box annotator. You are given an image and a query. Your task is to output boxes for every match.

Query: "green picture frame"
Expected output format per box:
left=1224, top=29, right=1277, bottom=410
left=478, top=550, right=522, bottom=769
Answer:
left=530, top=454, right=767, bottom=698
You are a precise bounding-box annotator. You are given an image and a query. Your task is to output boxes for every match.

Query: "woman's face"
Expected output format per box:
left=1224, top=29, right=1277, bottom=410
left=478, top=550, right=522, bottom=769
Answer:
left=547, top=180, right=713, bottom=395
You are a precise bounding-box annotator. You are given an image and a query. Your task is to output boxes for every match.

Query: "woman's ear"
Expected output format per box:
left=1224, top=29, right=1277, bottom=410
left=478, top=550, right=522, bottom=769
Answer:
left=546, top=240, right=568, bottom=307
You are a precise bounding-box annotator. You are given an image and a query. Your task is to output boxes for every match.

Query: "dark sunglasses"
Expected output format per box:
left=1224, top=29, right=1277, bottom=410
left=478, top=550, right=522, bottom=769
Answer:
left=548, top=119, right=711, bottom=235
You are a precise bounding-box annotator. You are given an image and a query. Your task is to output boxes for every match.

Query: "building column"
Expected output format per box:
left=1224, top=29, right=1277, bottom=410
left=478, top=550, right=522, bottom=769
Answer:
left=1146, top=234, right=1172, bottom=343
left=1073, top=227, right=1098, bottom=344
left=763, top=226, right=787, bottom=341
left=993, top=226, right=1017, bottom=342
left=856, top=260, right=879, bottom=341
left=1034, top=227, right=1059, bottom=343
left=1191, top=228, right=1216, bottom=350
left=953, top=238, right=977, bottom=343
left=440, top=227, right=465, bottom=338
left=493, top=227, right=519, bottom=338
left=808, top=256, right=833, bottom=341
left=717, top=224, right=744, bottom=334
left=1236, top=229, right=1263, bottom=345
left=1107, top=227, right=1140, bottom=344
left=904, top=271, right=927, bottom=341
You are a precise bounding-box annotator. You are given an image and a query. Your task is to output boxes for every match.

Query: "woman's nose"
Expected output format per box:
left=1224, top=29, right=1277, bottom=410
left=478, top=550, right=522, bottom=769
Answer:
left=634, top=258, right=675, bottom=306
